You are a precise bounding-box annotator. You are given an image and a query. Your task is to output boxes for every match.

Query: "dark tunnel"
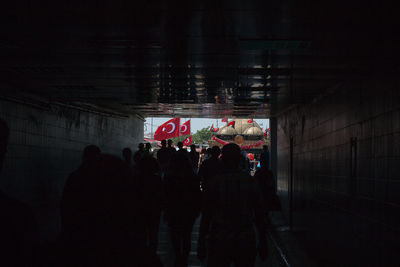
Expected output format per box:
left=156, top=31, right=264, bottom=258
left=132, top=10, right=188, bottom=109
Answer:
left=0, top=0, right=399, bottom=266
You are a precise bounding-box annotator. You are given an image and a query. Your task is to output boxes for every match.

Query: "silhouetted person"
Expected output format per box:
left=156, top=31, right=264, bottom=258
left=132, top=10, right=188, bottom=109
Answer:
left=240, top=149, right=251, bottom=173
left=62, top=152, right=161, bottom=266
left=61, top=145, right=101, bottom=265
left=167, top=139, right=176, bottom=155
left=135, top=155, right=164, bottom=256
left=122, top=147, right=133, bottom=165
left=203, top=147, right=212, bottom=162
left=164, top=153, right=201, bottom=267
left=176, top=141, right=188, bottom=158
left=198, top=143, right=268, bottom=267
left=0, top=119, right=38, bottom=267
left=254, top=156, right=280, bottom=214
left=157, top=140, right=170, bottom=175
left=133, top=143, right=145, bottom=165
left=260, top=145, right=270, bottom=170
left=198, top=146, right=221, bottom=191
left=189, top=144, right=200, bottom=173
left=144, top=143, right=152, bottom=155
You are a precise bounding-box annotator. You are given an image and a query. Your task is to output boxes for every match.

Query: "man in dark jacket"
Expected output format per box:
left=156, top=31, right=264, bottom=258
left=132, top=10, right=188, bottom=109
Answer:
left=198, top=146, right=221, bottom=191
left=198, top=143, right=268, bottom=267
left=157, top=139, right=170, bottom=175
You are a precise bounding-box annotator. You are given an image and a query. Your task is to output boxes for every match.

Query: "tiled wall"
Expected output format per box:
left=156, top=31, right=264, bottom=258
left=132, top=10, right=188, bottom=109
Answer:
left=276, top=78, right=400, bottom=266
left=0, top=99, right=143, bottom=242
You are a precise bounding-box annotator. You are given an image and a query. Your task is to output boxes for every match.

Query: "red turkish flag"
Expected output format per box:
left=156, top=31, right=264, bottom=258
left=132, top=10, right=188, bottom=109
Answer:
left=227, top=121, right=235, bottom=127
left=153, top=118, right=180, bottom=141
left=221, top=118, right=228, bottom=122
left=180, top=120, right=191, bottom=136
left=247, top=118, right=253, bottom=123
left=183, top=136, right=192, bottom=146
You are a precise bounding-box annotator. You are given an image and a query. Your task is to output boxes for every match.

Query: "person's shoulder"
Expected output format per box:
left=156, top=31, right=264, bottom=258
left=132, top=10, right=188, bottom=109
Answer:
left=64, top=168, right=83, bottom=187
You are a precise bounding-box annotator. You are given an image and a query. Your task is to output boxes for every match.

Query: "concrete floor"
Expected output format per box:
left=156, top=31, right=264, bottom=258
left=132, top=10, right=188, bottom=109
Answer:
left=156, top=216, right=286, bottom=267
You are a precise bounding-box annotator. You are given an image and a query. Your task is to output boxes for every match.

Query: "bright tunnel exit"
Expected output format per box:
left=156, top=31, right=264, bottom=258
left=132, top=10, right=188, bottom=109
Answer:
left=144, top=117, right=270, bottom=174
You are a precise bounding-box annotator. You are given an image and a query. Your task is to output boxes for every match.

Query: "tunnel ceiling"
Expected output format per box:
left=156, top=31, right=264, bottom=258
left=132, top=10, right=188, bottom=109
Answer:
left=0, top=0, right=396, bottom=118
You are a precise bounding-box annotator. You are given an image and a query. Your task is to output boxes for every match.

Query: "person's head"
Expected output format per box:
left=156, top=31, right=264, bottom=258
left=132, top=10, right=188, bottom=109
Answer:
left=82, top=145, right=101, bottom=163
left=211, top=146, right=221, bottom=158
left=138, top=143, right=144, bottom=151
left=167, top=139, right=173, bottom=147
left=206, top=147, right=212, bottom=155
left=263, top=145, right=268, bottom=151
left=0, top=119, right=9, bottom=172
left=122, top=147, right=132, bottom=163
left=177, top=141, right=183, bottom=149
left=161, top=139, right=167, bottom=147
left=145, top=143, right=151, bottom=150
left=201, top=148, right=206, bottom=155
left=190, top=144, right=196, bottom=152
left=221, top=143, right=241, bottom=169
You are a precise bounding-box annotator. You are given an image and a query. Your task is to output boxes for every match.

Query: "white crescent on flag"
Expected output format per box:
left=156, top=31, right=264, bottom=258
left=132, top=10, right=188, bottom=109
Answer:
left=181, top=124, right=187, bottom=133
left=166, top=122, right=176, bottom=133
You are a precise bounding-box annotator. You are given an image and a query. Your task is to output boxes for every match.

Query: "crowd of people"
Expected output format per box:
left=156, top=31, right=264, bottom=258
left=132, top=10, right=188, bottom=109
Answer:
left=0, top=117, right=277, bottom=267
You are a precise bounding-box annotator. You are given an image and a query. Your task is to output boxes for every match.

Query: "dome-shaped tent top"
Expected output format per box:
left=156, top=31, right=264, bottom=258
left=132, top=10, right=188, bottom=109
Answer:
left=243, top=126, right=263, bottom=136
left=217, top=125, right=238, bottom=135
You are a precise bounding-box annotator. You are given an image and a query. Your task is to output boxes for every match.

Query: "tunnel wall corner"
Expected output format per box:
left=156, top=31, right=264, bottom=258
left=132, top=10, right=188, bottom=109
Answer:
left=275, top=78, right=400, bottom=265
left=0, top=98, right=144, bottom=242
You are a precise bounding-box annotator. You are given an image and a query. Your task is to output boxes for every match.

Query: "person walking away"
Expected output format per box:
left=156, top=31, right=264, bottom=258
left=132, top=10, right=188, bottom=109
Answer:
left=204, top=147, right=212, bottom=162
left=144, top=143, right=153, bottom=156
left=198, top=148, right=207, bottom=165
left=254, top=156, right=281, bottom=219
left=198, top=143, right=268, bottom=267
left=62, top=153, right=162, bottom=266
left=157, top=140, right=170, bottom=177
left=189, top=144, right=200, bottom=173
left=167, top=139, right=176, bottom=155
left=176, top=141, right=189, bottom=158
left=164, top=153, right=201, bottom=267
left=198, top=146, right=221, bottom=191
left=260, top=145, right=270, bottom=170
left=133, top=143, right=145, bottom=165
left=135, top=155, right=164, bottom=256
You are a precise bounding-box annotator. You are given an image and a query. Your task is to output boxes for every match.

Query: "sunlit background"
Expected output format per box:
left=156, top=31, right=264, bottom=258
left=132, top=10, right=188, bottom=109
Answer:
left=144, top=117, right=269, bottom=138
